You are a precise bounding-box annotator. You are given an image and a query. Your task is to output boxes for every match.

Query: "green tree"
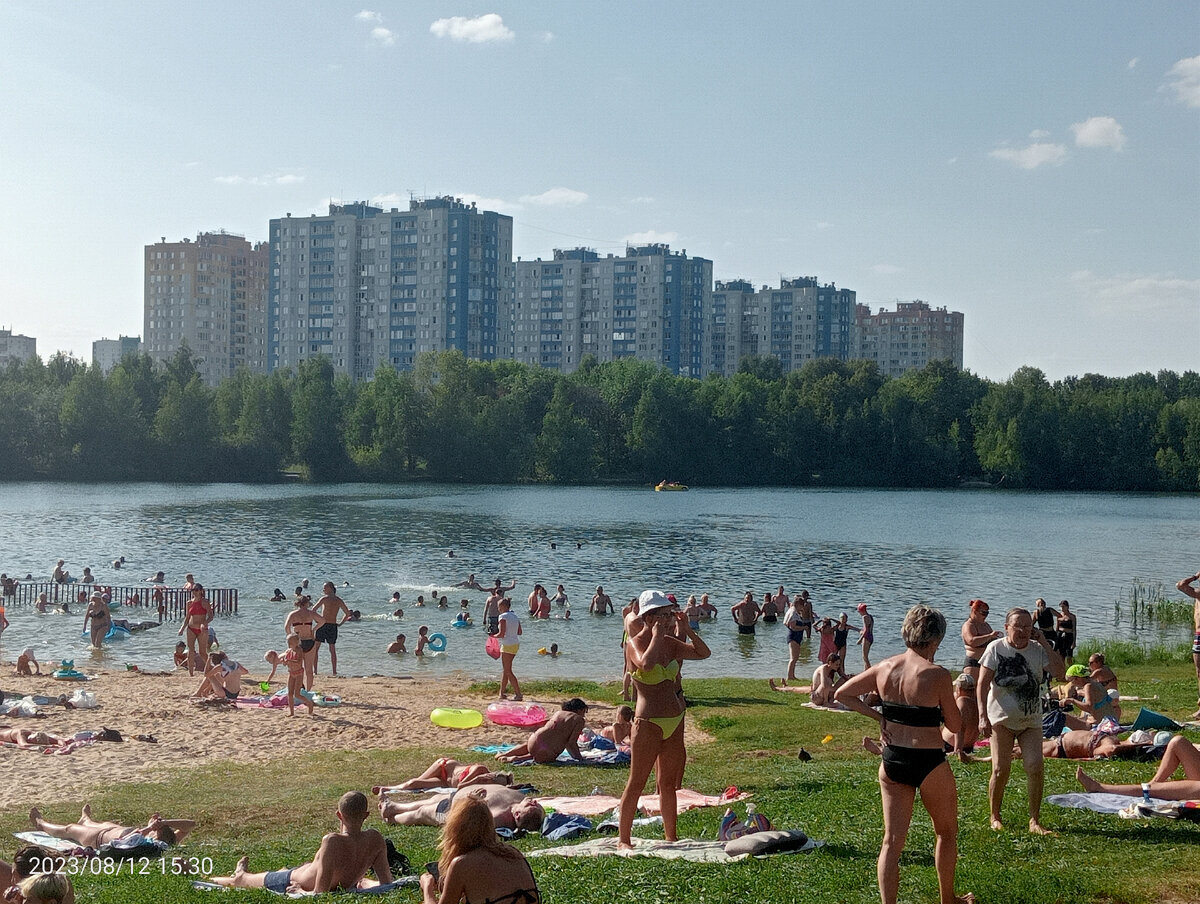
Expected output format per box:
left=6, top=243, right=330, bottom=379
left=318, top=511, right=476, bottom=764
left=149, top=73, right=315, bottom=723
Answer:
left=536, top=382, right=600, bottom=482
left=291, top=357, right=349, bottom=481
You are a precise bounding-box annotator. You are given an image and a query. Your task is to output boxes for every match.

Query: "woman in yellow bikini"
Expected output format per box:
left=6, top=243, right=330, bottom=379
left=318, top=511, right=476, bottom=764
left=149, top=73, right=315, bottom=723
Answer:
left=618, top=590, right=711, bottom=848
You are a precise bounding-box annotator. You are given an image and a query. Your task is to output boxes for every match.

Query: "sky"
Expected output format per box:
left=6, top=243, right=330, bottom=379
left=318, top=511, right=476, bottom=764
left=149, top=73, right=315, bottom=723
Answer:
left=0, top=1, right=1196, bottom=381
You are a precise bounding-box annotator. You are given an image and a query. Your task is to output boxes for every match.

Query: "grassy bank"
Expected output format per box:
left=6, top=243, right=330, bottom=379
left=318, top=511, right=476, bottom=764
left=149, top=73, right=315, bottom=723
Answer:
left=4, top=664, right=1199, bottom=903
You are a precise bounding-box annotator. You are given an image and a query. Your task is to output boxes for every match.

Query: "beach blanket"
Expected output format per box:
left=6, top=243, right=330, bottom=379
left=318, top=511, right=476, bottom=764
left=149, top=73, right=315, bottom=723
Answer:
left=802, top=702, right=850, bottom=713
left=13, top=831, right=81, bottom=854
left=191, top=878, right=419, bottom=897
left=538, top=787, right=746, bottom=818
left=470, top=745, right=630, bottom=767
left=1046, top=792, right=1179, bottom=815
left=2, top=737, right=95, bottom=756
left=528, top=834, right=821, bottom=863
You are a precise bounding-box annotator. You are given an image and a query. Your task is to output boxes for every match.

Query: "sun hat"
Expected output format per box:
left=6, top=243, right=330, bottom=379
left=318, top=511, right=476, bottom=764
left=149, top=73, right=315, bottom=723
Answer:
left=1127, top=729, right=1152, bottom=745
left=1065, top=664, right=1089, bottom=678
left=637, top=590, right=678, bottom=614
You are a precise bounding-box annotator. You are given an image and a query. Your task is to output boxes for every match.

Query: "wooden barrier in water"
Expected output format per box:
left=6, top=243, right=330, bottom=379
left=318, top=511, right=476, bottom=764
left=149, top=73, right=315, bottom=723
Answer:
left=0, top=582, right=238, bottom=619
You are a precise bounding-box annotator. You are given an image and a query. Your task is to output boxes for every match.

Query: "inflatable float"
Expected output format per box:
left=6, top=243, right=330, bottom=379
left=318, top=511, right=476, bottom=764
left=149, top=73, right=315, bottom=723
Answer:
left=430, top=707, right=483, bottom=730
left=486, top=701, right=548, bottom=728
left=427, top=632, right=447, bottom=652
left=52, top=660, right=87, bottom=681
left=80, top=625, right=132, bottom=641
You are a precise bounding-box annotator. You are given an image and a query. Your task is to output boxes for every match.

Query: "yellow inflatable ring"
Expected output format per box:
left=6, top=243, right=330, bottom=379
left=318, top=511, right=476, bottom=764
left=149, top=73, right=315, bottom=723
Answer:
left=430, top=707, right=483, bottom=729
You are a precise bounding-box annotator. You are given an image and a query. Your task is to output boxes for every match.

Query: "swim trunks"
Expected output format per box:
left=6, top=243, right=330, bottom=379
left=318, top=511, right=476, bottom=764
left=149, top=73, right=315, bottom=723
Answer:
left=264, top=868, right=294, bottom=894
left=300, top=639, right=315, bottom=652
left=315, top=623, right=338, bottom=644
left=737, top=624, right=755, bottom=635
left=501, top=643, right=520, bottom=655
left=964, top=656, right=981, bottom=669
left=763, top=615, right=778, bottom=624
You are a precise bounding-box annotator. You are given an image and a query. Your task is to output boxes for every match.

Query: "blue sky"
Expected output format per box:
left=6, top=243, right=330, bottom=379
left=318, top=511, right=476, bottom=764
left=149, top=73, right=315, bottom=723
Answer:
left=0, top=1, right=1196, bottom=380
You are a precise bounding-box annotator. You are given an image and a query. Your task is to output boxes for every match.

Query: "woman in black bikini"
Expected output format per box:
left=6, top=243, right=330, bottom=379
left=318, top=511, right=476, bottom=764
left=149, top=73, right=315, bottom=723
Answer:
left=836, top=606, right=973, bottom=904
left=420, top=794, right=539, bottom=904
left=284, top=597, right=324, bottom=691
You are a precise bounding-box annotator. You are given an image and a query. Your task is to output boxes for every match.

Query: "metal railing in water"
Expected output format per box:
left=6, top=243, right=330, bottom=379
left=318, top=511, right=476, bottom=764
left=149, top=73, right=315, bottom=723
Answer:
left=0, top=582, right=238, bottom=619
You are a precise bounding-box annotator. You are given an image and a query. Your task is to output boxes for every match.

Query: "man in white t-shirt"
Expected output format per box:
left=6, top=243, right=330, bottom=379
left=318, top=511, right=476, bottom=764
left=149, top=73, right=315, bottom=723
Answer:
left=977, top=607, right=1065, bottom=834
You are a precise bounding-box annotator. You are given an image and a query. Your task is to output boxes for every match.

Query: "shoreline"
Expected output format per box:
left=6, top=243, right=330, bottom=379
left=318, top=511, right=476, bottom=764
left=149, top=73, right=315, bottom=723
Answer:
left=0, top=666, right=702, bottom=810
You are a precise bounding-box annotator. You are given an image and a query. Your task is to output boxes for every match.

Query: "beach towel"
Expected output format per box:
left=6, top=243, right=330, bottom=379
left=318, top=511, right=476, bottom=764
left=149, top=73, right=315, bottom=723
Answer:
left=190, top=877, right=419, bottom=896
left=537, top=787, right=747, bottom=818
left=1128, top=708, right=1180, bottom=732
left=1046, top=792, right=1179, bottom=815
left=802, top=702, right=850, bottom=713
left=13, top=831, right=81, bottom=854
left=470, top=745, right=630, bottom=767
left=528, top=834, right=821, bottom=862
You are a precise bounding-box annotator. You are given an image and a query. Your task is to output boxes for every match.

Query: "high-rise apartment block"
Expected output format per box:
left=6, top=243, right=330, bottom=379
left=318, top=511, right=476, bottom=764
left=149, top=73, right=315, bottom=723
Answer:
left=0, top=328, right=36, bottom=368
left=269, top=197, right=513, bottom=380
left=92, top=335, right=142, bottom=374
left=708, top=278, right=857, bottom=376
left=144, top=232, right=268, bottom=385
left=512, top=244, right=711, bottom=377
left=855, top=300, right=964, bottom=378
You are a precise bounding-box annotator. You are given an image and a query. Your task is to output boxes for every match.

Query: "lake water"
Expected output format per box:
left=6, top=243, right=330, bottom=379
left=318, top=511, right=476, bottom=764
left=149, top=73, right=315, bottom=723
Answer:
left=0, top=483, right=1195, bottom=682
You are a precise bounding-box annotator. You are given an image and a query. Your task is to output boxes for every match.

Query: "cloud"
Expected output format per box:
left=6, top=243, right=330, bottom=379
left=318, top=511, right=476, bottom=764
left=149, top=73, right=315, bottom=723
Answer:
left=454, top=193, right=523, bottom=215
left=214, top=172, right=305, bottom=187
left=815, top=221, right=833, bottom=230
left=518, top=187, right=588, bottom=207
left=1070, top=269, right=1200, bottom=317
left=1164, top=55, right=1200, bottom=108
left=430, top=14, right=514, bottom=43
left=1029, top=129, right=1051, bottom=140
left=540, top=31, right=555, bottom=43
left=1128, top=57, right=1138, bottom=70
left=625, top=230, right=678, bottom=246
left=627, top=196, right=655, bottom=205
left=370, top=26, right=395, bottom=46
left=1071, top=116, right=1126, bottom=150
left=872, top=264, right=903, bottom=275
left=354, top=10, right=382, bottom=23
left=989, top=141, right=1068, bottom=169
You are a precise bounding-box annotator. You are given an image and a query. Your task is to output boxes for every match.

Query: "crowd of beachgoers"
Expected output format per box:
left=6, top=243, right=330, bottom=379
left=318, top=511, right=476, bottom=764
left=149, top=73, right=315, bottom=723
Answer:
left=1, top=565, right=1198, bottom=903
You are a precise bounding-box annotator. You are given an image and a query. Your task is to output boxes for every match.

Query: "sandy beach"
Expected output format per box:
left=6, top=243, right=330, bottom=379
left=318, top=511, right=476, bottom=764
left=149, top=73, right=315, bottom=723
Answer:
left=0, top=666, right=701, bottom=810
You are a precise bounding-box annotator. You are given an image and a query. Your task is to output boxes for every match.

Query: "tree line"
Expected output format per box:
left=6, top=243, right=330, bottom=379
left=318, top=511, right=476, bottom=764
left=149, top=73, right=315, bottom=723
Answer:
left=0, top=348, right=1196, bottom=491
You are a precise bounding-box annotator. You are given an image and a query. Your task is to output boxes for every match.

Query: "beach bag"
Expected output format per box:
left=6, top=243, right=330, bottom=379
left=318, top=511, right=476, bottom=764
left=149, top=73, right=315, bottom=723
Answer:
left=485, top=634, right=501, bottom=660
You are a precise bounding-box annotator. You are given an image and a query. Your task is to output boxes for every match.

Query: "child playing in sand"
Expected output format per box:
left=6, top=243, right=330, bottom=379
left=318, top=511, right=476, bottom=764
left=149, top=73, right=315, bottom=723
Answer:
left=283, top=635, right=315, bottom=717
left=601, top=705, right=634, bottom=745
left=263, top=650, right=280, bottom=682
left=415, top=626, right=430, bottom=656
left=387, top=634, right=407, bottom=654
left=16, top=648, right=39, bottom=676
left=173, top=642, right=190, bottom=670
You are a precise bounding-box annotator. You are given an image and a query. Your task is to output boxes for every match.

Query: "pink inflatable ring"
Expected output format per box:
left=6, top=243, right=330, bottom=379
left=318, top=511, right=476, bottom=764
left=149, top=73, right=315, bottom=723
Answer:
left=486, top=701, right=549, bottom=728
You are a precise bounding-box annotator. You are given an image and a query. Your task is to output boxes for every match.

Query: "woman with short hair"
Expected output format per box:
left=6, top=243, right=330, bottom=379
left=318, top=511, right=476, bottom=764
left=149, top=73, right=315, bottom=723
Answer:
left=836, top=606, right=973, bottom=904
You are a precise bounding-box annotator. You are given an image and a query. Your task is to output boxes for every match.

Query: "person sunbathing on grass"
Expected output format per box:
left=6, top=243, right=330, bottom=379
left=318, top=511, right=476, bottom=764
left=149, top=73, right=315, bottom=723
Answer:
left=1076, top=735, right=1200, bottom=799
left=494, top=699, right=589, bottom=764
left=373, top=758, right=514, bottom=793
left=212, top=791, right=391, bottom=894
left=29, top=805, right=193, bottom=848
left=378, top=785, right=544, bottom=833
left=1041, top=729, right=1147, bottom=760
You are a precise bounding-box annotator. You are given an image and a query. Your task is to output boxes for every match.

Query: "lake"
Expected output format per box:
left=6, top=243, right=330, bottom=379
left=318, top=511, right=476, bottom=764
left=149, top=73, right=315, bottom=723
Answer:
left=0, top=483, right=1195, bottom=682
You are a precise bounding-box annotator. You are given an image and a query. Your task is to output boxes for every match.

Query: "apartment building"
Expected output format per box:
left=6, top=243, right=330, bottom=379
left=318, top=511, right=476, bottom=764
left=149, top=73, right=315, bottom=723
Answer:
left=144, top=232, right=268, bottom=385
left=512, top=244, right=712, bottom=377
left=0, top=328, right=37, bottom=368
left=707, top=277, right=857, bottom=376
left=269, top=197, right=513, bottom=380
left=855, top=300, right=964, bottom=378
left=92, top=335, right=142, bottom=374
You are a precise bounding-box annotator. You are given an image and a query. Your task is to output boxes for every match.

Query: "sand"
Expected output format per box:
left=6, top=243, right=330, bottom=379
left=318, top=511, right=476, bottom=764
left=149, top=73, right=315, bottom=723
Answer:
left=0, top=667, right=700, bottom=810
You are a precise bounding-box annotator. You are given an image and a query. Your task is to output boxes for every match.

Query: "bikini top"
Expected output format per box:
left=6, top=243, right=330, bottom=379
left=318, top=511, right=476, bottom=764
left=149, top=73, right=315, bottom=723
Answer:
left=880, top=701, right=943, bottom=727
left=473, top=859, right=540, bottom=904
left=188, top=600, right=208, bottom=616
left=631, top=660, right=680, bottom=686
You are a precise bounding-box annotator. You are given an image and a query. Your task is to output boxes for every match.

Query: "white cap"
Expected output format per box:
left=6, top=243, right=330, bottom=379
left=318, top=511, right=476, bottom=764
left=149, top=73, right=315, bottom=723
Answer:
left=637, top=590, right=677, bottom=614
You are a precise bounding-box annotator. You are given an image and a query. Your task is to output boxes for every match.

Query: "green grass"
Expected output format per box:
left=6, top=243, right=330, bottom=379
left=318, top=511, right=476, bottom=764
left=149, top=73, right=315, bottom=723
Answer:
left=1076, top=637, right=1194, bottom=668
left=5, top=665, right=1200, bottom=903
